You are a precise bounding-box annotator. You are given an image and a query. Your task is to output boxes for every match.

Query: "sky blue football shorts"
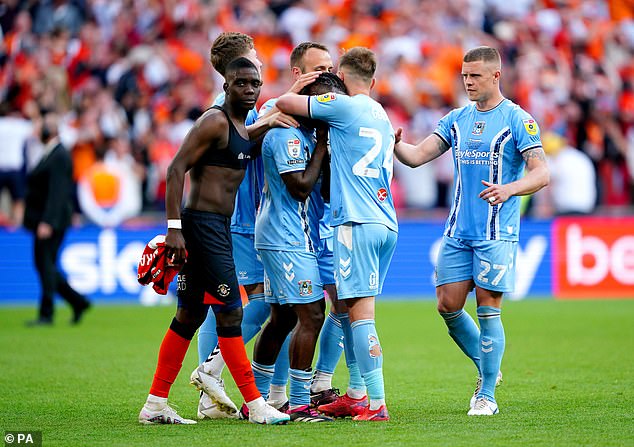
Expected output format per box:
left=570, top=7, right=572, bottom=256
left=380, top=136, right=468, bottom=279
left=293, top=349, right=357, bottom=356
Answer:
left=334, top=223, right=397, bottom=300
left=435, top=236, right=517, bottom=293
left=260, top=249, right=324, bottom=305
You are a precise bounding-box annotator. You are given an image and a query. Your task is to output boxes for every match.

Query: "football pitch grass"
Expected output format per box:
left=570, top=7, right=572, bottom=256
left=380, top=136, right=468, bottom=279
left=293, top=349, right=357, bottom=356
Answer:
left=1, top=299, right=633, bottom=447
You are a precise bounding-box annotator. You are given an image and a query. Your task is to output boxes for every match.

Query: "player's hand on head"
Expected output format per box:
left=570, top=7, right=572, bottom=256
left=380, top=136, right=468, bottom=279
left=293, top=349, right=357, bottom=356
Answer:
left=165, top=229, right=187, bottom=265
left=288, top=71, right=321, bottom=94
left=267, top=111, right=299, bottom=129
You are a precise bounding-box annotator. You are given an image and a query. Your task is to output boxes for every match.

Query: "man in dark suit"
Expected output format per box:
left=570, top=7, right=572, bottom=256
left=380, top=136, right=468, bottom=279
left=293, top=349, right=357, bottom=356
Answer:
left=24, top=112, right=91, bottom=326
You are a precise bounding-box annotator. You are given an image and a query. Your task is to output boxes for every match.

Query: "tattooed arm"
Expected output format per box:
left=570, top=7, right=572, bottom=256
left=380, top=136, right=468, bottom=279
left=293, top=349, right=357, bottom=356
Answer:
left=479, top=147, right=550, bottom=205
left=393, top=128, right=450, bottom=168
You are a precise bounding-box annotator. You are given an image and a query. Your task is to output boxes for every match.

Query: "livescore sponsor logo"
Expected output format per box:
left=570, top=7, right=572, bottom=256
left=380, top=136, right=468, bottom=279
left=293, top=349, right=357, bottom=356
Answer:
left=555, top=218, right=634, bottom=298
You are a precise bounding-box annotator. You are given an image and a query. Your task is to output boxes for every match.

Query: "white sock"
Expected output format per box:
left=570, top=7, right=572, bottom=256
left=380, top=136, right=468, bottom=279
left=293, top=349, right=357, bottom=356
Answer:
left=310, top=370, right=333, bottom=393
left=369, top=398, right=385, bottom=410
left=347, top=387, right=366, bottom=400
left=268, top=384, right=287, bottom=404
left=146, top=394, right=167, bottom=410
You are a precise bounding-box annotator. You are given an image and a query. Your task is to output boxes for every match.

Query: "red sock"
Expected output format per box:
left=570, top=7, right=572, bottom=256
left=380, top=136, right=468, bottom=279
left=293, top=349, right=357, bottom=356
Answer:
left=218, top=335, right=261, bottom=402
left=149, top=329, right=191, bottom=398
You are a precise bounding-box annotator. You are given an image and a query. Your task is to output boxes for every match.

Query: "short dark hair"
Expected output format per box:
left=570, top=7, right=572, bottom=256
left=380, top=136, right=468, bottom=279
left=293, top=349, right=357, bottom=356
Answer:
left=225, top=57, right=259, bottom=76
left=338, top=47, right=376, bottom=82
left=463, top=46, right=501, bottom=67
left=210, top=32, right=254, bottom=76
left=300, top=72, right=348, bottom=96
left=290, top=42, right=330, bottom=70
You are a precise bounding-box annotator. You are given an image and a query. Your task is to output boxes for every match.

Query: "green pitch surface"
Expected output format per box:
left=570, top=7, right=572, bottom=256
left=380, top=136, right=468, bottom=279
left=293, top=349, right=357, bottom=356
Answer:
left=1, top=299, right=633, bottom=447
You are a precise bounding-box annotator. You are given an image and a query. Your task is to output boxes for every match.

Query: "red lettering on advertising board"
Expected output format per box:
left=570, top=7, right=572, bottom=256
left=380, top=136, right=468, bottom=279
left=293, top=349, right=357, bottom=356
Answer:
left=554, top=217, right=634, bottom=299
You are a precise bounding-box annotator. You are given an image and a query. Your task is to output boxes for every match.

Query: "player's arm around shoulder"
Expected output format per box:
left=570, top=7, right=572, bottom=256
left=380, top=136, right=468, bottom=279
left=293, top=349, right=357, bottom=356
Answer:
left=247, top=104, right=299, bottom=142
left=276, top=92, right=310, bottom=118
left=394, top=127, right=450, bottom=168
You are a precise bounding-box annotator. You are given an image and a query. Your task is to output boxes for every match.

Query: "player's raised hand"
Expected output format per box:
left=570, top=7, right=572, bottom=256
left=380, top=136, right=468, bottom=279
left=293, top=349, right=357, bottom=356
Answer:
left=288, top=71, right=321, bottom=94
left=480, top=180, right=512, bottom=205
left=165, top=228, right=187, bottom=265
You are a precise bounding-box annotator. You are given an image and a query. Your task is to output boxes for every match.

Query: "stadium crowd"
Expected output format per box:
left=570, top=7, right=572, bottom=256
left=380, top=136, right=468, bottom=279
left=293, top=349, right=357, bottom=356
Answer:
left=1, top=0, right=633, bottom=226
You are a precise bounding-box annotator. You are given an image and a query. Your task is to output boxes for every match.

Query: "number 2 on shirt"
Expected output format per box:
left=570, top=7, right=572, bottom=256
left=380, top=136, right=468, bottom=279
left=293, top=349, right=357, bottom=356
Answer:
left=352, top=127, right=394, bottom=182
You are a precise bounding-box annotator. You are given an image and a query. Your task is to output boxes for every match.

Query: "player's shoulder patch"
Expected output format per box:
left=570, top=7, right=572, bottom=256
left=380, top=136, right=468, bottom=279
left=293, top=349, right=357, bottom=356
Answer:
left=522, top=118, right=539, bottom=136
left=287, top=138, right=302, bottom=159
left=316, top=93, right=337, bottom=103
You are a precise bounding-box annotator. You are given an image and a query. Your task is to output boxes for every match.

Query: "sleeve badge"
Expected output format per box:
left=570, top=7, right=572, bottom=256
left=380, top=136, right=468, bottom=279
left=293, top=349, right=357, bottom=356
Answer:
left=523, top=119, right=539, bottom=136
left=316, top=93, right=336, bottom=103
left=287, top=139, right=302, bottom=158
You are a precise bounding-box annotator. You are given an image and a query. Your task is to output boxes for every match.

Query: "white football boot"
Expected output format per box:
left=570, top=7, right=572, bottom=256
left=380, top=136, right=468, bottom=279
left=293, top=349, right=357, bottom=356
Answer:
left=139, top=402, right=197, bottom=425
left=470, top=370, right=503, bottom=409
left=198, top=392, right=239, bottom=420
left=190, top=365, right=238, bottom=417
left=248, top=398, right=290, bottom=425
left=467, top=397, right=499, bottom=416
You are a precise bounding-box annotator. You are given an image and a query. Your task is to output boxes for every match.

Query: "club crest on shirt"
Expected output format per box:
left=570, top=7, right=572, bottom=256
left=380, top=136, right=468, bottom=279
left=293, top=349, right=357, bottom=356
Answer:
left=298, top=280, right=313, bottom=297
left=472, top=121, right=485, bottom=135
left=377, top=188, right=388, bottom=202
left=316, top=93, right=336, bottom=103
left=523, top=119, right=538, bottom=135
left=287, top=139, right=301, bottom=158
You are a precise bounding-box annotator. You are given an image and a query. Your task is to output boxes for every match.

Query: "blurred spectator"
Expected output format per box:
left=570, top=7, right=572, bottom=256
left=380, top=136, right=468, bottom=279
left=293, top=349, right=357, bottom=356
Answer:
left=146, top=121, right=179, bottom=208
left=394, top=160, right=437, bottom=210
left=278, top=0, right=318, bottom=45
left=33, top=0, right=85, bottom=37
left=537, top=132, right=597, bottom=216
left=0, top=100, right=34, bottom=226
left=77, top=136, right=144, bottom=227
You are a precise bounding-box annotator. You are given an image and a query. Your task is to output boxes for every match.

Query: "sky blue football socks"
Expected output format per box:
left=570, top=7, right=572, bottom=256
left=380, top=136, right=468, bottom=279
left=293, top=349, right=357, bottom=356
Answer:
left=477, top=306, right=505, bottom=402
left=351, top=319, right=384, bottom=402
left=441, top=309, right=482, bottom=375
